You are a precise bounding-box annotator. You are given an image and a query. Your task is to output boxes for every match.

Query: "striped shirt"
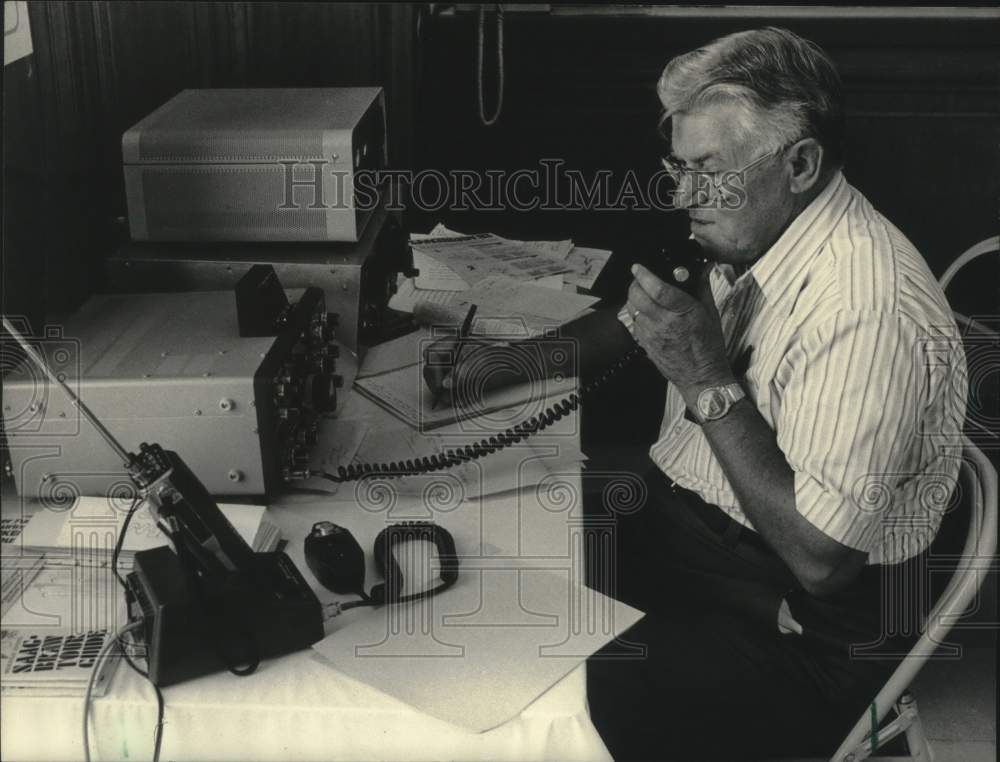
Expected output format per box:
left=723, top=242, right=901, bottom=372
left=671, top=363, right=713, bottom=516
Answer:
left=621, top=171, right=968, bottom=564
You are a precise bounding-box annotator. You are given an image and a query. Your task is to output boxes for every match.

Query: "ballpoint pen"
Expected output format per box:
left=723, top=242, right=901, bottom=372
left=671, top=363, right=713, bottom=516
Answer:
left=432, top=303, right=477, bottom=411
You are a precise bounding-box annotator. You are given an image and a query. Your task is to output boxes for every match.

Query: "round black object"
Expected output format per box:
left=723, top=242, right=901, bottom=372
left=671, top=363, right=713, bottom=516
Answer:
left=304, top=521, right=366, bottom=595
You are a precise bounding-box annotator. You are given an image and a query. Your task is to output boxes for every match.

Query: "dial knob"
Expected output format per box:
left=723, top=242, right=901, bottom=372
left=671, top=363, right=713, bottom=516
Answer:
left=290, top=444, right=311, bottom=469
left=303, top=373, right=337, bottom=413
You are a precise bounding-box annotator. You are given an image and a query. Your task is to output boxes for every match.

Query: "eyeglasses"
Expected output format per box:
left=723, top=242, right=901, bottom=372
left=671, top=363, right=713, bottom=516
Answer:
left=660, top=141, right=797, bottom=190
left=659, top=139, right=799, bottom=194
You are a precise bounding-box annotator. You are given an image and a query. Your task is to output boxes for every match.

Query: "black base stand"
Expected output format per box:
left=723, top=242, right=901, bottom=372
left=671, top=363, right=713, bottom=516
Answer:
left=125, top=546, right=324, bottom=687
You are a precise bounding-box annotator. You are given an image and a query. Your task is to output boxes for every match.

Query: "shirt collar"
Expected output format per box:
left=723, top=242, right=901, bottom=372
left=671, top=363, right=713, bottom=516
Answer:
left=739, top=170, right=852, bottom=312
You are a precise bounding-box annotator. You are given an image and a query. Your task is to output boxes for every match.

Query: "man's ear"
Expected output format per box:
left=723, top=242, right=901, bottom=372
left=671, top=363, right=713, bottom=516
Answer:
left=786, top=137, right=824, bottom=194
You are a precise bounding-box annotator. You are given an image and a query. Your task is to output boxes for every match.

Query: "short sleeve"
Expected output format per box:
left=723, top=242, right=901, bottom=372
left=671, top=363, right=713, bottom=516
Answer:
left=775, top=311, right=934, bottom=554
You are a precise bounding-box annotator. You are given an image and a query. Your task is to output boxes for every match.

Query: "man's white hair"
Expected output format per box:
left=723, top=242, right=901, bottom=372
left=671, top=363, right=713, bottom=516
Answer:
left=658, top=27, right=845, bottom=166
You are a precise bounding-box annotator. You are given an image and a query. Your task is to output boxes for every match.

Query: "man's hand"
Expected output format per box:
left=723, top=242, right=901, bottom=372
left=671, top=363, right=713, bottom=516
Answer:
left=626, top=264, right=734, bottom=402
left=421, top=336, right=495, bottom=408
left=422, top=309, right=637, bottom=409
left=626, top=264, right=868, bottom=596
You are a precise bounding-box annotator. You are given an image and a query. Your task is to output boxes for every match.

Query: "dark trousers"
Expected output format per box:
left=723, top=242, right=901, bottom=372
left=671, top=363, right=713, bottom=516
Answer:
left=586, top=466, right=906, bottom=760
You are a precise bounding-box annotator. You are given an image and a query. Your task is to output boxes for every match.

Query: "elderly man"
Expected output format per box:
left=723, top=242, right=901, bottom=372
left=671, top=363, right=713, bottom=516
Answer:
left=424, top=27, right=966, bottom=759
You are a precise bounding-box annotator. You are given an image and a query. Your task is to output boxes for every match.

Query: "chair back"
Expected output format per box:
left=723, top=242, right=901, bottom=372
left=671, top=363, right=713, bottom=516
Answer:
left=831, top=438, right=997, bottom=761
left=938, top=235, right=998, bottom=292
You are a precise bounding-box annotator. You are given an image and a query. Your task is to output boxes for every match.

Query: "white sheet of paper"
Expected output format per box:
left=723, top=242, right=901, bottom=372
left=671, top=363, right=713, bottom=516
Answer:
left=412, top=302, right=541, bottom=338
left=388, top=279, right=465, bottom=315
left=311, top=566, right=644, bottom=732
left=459, top=275, right=599, bottom=323
left=409, top=234, right=571, bottom=286
left=4, top=3, right=33, bottom=66
left=410, top=223, right=466, bottom=241
left=562, top=247, right=612, bottom=290
left=292, top=419, right=370, bottom=496
left=357, top=328, right=432, bottom=378
left=353, top=362, right=577, bottom=430
left=313, top=418, right=369, bottom=471
left=529, top=274, right=564, bottom=290
left=352, top=425, right=443, bottom=469
left=408, top=275, right=598, bottom=337
left=2, top=565, right=127, bottom=631
left=352, top=429, right=558, bottom=500
left=412, top=250, right=470, bottom=291
left=496, top=237, right=575, bottom=262
left=50, top=498, right=266, bottom=553
left=18, top=505, right=68, bottom=552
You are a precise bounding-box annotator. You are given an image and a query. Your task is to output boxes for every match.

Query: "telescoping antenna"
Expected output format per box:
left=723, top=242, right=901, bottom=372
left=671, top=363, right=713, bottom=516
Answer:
left=2, top=316, right=133, bottom=466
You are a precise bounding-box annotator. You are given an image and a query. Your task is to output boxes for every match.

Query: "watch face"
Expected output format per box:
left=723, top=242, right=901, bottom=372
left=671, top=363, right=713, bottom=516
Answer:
left=698, top=389, right=727, bottom=420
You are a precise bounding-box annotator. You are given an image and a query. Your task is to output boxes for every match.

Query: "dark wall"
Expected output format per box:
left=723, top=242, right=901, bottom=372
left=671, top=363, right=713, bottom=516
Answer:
left=414, top=8, right=999, bottom=303
left=2, top=1, right=418, bottom=329
left=4, top=5, right=998, bottom=329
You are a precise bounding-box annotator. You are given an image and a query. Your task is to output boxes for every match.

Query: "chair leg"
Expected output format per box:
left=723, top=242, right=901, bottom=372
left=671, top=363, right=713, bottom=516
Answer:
left=898, top=692, right=934, bottom=761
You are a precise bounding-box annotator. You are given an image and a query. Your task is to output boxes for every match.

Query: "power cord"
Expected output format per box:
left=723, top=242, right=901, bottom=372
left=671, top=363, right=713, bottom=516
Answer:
left=83, top=619, right=145, bottom=762
left=477, top=4, right=505, bottom=126
left=111, top=495, right=141, bottom=592
left=110, top=496, right=166, bottom=762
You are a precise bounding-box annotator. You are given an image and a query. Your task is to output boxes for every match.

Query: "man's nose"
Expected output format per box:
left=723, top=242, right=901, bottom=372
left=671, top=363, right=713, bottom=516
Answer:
left=672, top=173, right=717, bottom=211
left=672, top=178, right=694, bottom=210
left=671, top=174, right=697, bottom=210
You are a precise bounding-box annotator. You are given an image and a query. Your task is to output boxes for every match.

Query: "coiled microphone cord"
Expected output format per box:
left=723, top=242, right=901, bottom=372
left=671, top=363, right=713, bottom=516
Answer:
left=312, top=347, right=644, bottom=484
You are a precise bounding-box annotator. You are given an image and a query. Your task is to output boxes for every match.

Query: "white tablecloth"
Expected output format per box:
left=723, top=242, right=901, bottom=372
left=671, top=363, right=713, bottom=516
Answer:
left=5, top=655, right=606, bottom=761
left=3, top=376, right=612, bottom=761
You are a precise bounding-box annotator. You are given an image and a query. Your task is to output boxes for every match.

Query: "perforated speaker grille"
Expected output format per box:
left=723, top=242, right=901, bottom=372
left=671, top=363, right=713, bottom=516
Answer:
left=140, top=166, right=349, bottom=241
left=139, top=132, right=327, bottom=163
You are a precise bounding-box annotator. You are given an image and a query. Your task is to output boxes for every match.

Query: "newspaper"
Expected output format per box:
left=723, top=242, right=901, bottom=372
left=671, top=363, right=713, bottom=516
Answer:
left=389, top=275, right=598, bottom=337
left=409, top=233, right=571, bottom=287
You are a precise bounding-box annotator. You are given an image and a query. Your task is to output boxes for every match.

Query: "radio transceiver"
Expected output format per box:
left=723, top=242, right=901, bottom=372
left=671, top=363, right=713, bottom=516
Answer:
left=3, top=267, right=340, bottom=498
left=123, top=88, right=387, bottom=243
left=3, top=316, right=327, bottom=689
left=105, top=204, right=413, bottom=353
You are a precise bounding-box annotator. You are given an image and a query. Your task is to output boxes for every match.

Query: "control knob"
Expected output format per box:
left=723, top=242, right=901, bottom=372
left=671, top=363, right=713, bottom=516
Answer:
left=303, top=373, right=337, bottom=413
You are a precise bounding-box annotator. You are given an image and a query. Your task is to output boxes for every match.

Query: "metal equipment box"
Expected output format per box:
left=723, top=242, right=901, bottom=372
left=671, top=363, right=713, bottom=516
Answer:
left=104, top=204, right=413, bottom=353
left=123, top=88, right=386, bottom=242
left=3, top=285, right=339, bottom=499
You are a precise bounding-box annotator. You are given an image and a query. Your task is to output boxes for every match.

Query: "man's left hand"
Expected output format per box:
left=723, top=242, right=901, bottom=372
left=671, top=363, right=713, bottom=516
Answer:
left=626, top=264, right=735, bottom=403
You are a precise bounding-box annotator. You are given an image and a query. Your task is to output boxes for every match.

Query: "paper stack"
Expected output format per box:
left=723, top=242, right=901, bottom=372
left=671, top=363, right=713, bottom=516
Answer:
left=1, top=513, right=46, bottom=617
left=409, top=223, right=612, bottom=291
left=1, top=556, right=44, bottom=617
left=1, top=515, right=31, bottom=545
left=2, top=559, right=129, bottom=697
left=18, top=497, right=281, bottom=570
left=392, top=225, right=611, bottom=337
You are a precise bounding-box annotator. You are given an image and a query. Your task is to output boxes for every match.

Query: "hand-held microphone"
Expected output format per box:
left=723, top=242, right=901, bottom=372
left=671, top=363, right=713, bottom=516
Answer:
left=304, top=520, right=459, bottom=607
left=644, top=238, right=710, bottom=297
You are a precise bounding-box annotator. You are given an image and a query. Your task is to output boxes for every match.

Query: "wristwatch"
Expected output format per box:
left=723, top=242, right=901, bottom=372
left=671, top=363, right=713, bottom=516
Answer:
left=693, top=382, right=745, bottom=423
